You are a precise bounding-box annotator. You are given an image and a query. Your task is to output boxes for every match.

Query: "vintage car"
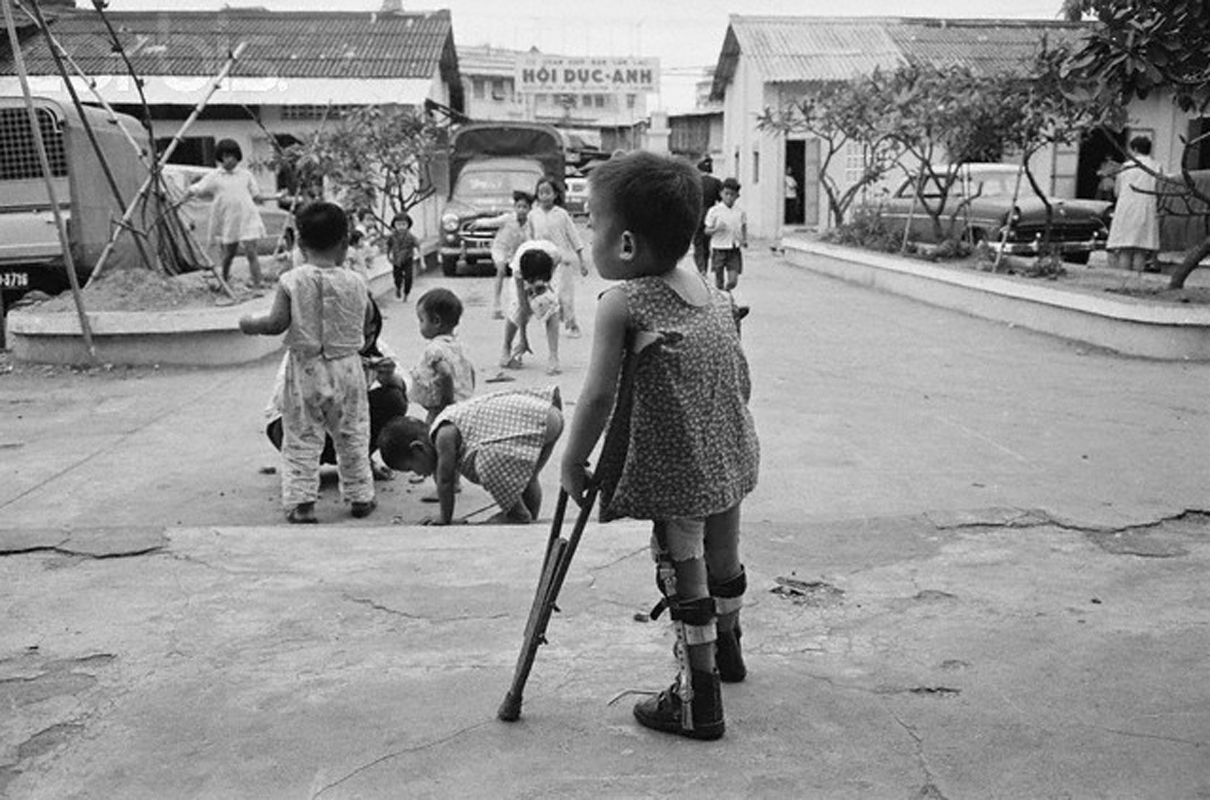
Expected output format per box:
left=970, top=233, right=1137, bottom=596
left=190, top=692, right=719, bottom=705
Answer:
left=439, top=122, right=564, bottom=276
left=564, top=173, right=589, bottom=217
left=876, top=163, right=1113, bottom=263
left=161, top=164, right=292, bottom=256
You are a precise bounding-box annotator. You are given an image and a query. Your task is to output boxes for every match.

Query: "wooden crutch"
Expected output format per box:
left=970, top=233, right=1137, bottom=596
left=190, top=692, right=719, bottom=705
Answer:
left=497, top=482, right=600, bottom=722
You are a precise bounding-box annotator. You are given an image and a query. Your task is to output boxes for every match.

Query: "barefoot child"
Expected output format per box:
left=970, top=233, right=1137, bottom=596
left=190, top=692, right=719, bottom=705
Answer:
left=378, top=386, right=564, bottom=525
left=184, top=138, right=277, bottom=289
left=530, top=176, right=588, bottom=337
left=474, top=191, right=535, bottom=319
left=240, top=201, right=378, bottom=523
left=500, top=240, right=563, bottom=375
left=560, top=152, right=759, bottom=740
left=386, top=213, right=420, bottom=301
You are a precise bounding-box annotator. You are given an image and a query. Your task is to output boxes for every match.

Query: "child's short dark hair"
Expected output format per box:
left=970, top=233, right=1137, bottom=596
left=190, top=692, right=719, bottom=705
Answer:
left=512, top=190, right=535, bottom=206
left=349, top=229, right=364, bottom=247
left=295, top=201, right=348, bottom=251
left=416, top=288, right=463, bottom=327
left=1130, top=135, right=1152, bottom=155
left=215, top=138, right=242, bottom=162
left=589, top=152, right=701, bottom=264
left=518, top=247, right=555, bottom=283
left=392, top=213, right=413, bottom=227
left=721, top=177, right=741, bottom=193
left=377, top=416, right=430, bottom=470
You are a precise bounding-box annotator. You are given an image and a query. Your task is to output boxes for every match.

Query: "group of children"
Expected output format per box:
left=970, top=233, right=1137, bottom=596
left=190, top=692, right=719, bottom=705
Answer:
left=239, top=151, right=759, bottom=741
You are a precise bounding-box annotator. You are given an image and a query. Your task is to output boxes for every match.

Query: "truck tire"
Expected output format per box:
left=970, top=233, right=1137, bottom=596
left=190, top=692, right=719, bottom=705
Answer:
left=441, top=255, right=459, bottom=277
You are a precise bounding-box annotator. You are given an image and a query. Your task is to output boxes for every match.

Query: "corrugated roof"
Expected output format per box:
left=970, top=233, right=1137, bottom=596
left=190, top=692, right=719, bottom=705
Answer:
left=712, top=16, right=1090, bottom=98
left=3, top=8, right=455, bottom=80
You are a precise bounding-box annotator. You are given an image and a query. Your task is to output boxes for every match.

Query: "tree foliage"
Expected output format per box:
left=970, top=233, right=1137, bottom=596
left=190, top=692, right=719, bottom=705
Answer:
left=1063, top=0, right=1210, bottom=287
left=272, top=105, right=445, bottom=226
left=756, top=77, right=898, bottom=227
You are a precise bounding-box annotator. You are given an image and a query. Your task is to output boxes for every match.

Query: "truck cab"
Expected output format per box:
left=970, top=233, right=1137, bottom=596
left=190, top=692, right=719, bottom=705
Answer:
left=0, top=97, right=146, bottom=297
left=439, top=122, right=564, bottom=276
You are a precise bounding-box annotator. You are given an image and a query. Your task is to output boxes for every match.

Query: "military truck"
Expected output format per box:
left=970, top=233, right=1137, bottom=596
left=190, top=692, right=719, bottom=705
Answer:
left=438, top=121, right=564, bottom=277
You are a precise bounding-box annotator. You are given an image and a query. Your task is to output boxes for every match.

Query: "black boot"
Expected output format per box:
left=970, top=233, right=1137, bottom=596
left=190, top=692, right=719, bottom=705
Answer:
left=716, top=622, right=746, bottom=683
left=633, top=669, right=724, bottom=741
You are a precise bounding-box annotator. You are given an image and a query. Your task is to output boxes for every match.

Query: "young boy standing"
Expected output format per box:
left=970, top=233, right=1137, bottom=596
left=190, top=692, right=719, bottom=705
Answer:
left=703, top=177, right=748, bottom=291
left=386, top=213, right=420, bottom=301
left=409, top=288, right=476, bottom=424
left=239, top=202, right=377, bottom=523
left=478, top=191, right=535, bottom=320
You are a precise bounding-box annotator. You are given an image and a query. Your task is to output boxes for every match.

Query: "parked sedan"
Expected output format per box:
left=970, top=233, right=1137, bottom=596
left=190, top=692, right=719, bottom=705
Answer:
left=877, top=163, right=1112, bottom=263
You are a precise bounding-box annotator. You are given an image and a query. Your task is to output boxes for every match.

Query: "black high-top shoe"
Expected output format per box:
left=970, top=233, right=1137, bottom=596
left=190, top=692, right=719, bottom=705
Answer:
left=633, top=669, right=724, bottom=741
left=716, top=623, right=746, bottom=683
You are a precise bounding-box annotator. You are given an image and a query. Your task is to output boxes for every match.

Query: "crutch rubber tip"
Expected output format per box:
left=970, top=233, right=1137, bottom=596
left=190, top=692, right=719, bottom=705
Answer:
left=497, top=692, right=522, bottom=722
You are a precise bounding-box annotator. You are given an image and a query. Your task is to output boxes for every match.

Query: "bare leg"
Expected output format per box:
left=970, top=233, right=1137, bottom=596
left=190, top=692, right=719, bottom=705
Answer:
left=492, top=259, right=506, bottom=318
left=244, top=241, right=263, bottom=288
left=501, top=319, right=521, bottom=367
left=521, top=405, right=564, bottom=519
left=544, top=314, right=560, bottom=375
left=219, top=242, right=239, bottom=281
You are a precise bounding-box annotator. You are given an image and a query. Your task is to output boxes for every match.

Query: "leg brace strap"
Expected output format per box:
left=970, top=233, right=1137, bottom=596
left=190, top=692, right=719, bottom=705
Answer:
left=709, top=566, right=746, bottom=615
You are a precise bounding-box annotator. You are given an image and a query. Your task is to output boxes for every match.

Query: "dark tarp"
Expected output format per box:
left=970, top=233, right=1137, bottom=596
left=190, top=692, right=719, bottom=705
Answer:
left=449, top=123, right=564, bottom=193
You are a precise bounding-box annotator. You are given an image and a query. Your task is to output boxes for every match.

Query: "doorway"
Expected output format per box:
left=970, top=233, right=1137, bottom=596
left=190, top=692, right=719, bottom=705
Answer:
left=1076, top=127, right=1126, bottom=200
left=784, top=139, right=804, bottom=226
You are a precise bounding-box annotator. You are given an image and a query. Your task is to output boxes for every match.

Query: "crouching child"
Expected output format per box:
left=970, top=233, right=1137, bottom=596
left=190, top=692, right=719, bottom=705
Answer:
left=378, top=386, right=563, bottom=525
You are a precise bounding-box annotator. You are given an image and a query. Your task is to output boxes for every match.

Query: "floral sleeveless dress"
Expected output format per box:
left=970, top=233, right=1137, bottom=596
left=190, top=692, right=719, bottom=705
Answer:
left=596, top=276, right=759, bottom=522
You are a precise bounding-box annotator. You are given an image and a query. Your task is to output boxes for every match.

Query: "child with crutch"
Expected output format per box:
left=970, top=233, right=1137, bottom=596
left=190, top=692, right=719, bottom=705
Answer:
left=560, top=152, right=760, bottom=740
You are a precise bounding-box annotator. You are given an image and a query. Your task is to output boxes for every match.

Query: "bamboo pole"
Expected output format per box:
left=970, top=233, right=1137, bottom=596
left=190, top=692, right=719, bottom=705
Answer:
left=1, top=0, right=96, bottom=361
left=87, top=42, right=247, bottom=287
left=27, top=0, right=158, bottom=275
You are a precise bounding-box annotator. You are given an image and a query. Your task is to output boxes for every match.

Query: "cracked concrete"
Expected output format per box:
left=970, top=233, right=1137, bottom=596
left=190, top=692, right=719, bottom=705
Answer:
left=3, top=244, right=1210, bottom=797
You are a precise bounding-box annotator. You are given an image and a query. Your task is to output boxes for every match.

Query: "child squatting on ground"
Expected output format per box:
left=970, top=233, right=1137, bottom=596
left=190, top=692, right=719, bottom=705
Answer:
left=378, top=386, right=564, bottom=525
left=501, top=240, right=563, bottom=375
left=239, top=201, right=378, bottom=524
left=560, top=152, right=760, bottom=740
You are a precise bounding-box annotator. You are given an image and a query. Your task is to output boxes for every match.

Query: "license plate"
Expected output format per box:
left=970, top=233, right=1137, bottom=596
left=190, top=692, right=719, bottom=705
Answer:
left=0, top=270, right=30, bottom=290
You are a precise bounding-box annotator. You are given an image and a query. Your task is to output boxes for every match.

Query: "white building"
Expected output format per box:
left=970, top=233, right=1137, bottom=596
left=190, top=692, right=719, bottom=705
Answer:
left=707, top=15, right=1202, bottom=241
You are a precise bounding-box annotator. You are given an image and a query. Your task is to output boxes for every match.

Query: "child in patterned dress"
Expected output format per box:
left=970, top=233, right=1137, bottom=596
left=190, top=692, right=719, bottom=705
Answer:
left=409, top=288, right=476, bottom=424
left=560, top=152, right=759, bottom=740
left=378, top=386, right=564, bottom=525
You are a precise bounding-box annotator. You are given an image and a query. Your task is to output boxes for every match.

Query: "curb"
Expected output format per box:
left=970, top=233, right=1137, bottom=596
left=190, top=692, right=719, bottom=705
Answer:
left=782, top=237, right=1210, bottom=361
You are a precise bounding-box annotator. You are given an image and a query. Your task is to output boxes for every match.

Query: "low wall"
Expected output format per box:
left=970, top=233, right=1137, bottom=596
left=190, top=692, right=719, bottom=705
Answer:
left=7, top=263, right=398, bottom=367
left=783, top=238, right=1210, bottom=361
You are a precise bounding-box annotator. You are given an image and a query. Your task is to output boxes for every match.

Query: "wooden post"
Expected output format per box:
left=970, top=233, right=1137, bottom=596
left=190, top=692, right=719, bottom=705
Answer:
left=86, top=42, right=247, bottom=287
left=1, top=0, right=96, bottom=361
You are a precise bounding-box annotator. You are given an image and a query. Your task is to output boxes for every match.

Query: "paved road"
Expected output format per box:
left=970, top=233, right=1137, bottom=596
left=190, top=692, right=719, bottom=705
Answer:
left=2, top=238, right=1208, bottom=798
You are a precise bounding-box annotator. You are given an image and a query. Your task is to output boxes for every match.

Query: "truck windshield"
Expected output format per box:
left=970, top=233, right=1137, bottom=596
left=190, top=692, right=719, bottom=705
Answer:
left=454, top=169, right=539, bottom=200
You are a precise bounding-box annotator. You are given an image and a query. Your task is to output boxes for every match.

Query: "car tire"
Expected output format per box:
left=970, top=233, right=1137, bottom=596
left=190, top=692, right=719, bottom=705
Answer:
left=441, top=255, right=459, bottom=277
left=1062, top=252, right=1090, bottom=265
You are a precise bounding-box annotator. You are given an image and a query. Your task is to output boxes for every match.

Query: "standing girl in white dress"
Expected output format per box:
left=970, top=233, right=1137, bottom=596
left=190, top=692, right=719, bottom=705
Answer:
left=185, top=138, right=276, bottom=289
left=529, top=176, right=588, bottom=337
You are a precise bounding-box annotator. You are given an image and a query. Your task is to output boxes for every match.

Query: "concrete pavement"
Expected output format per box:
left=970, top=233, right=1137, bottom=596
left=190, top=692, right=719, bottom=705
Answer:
left=2, top=240, right=1208, bottom=798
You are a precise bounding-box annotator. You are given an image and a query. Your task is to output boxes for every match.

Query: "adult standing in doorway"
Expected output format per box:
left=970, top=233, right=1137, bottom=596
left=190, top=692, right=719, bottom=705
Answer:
left=784, top=167, right=800, bottom=225
left=1106, top=135, right=1161, bottom=272
left=693, top=156, right=723, bottom=276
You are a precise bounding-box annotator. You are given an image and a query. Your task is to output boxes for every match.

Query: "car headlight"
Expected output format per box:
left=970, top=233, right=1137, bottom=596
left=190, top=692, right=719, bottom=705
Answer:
left=1010, top=206, right=1022, bottom=225
left=442, top=214, right=459, bottom=232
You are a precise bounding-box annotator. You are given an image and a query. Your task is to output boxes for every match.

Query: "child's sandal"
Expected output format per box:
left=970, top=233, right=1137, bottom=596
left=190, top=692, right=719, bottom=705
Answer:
left=286, top=502, right=317, bottom=524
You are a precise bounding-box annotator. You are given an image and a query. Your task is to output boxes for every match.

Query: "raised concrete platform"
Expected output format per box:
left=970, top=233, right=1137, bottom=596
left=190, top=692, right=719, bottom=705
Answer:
left=5, top=262, right=400, bottom=367
left=783, top=237, right=1210, bottom=361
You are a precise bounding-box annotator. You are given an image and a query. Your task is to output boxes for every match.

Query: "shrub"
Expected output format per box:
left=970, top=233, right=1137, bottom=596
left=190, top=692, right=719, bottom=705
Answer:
left=824, top=206, right=900, bottom=253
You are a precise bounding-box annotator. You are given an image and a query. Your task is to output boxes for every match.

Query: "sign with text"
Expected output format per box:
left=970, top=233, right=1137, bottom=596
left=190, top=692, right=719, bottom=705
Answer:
left=515, top=57, right=659, bottom=95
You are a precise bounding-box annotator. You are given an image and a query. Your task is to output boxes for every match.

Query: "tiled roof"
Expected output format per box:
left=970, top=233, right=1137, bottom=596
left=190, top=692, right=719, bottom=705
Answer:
left=712, top=16, right=1090, bottom=98
left=2, top=8, right=456, bottom=80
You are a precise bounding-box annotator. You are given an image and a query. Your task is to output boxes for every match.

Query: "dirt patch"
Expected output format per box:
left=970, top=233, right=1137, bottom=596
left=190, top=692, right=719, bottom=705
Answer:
left=23, top=267, right=268, bottom=313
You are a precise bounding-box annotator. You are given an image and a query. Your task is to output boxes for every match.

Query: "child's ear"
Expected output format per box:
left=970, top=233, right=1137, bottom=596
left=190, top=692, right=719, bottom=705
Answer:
left=619, top=230, right=636, bottom=261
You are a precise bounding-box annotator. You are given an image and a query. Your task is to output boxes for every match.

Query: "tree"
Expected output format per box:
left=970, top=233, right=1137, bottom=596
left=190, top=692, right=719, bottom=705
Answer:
left=874, top=59, right=1013, bottom=244
left=997, top=38, right=1105, bottom=265
left=1062, top=0, right=1210, bottom=287
left=274, top=105, right=445, bottom=228
left=755, top=77, right=898, bottom=227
